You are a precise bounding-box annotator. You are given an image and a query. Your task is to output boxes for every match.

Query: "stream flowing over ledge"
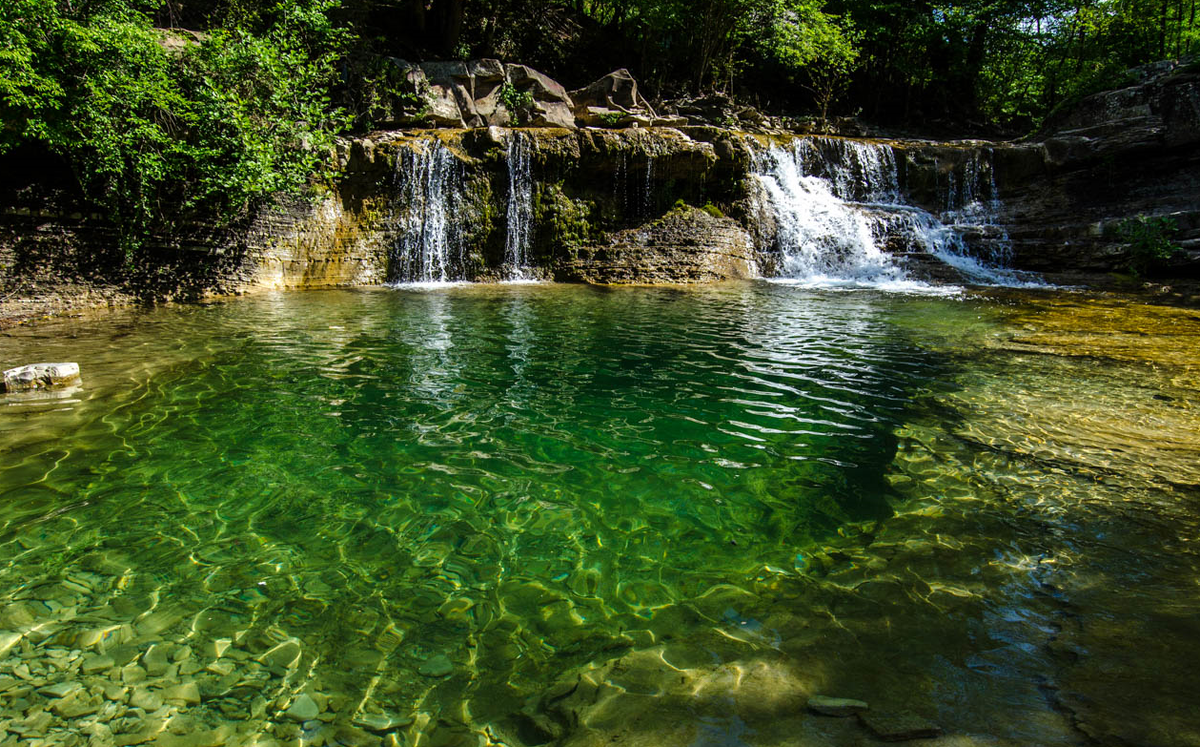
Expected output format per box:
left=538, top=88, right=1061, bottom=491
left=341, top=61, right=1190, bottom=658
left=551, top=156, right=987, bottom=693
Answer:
left=2, top=60, right=1199, bottom=324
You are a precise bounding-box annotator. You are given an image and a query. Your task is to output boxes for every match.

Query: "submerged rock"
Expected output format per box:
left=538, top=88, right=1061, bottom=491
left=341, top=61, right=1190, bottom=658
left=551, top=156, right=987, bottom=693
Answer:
left=286, top=693, right=321, bottom=722
left=807, top=694, right=869, bottom=717
left=417, top=654, right=454, bottom=677
left=2, top=362, right=80, bottom=392
left=858, top=710, right=943, bottom=741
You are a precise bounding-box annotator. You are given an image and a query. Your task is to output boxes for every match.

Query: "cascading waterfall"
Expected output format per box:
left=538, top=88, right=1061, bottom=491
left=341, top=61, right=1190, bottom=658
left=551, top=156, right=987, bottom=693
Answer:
left=504, top=132, right=535, bottom=279
left=391, top=140, right=465, bottom=284
left=753, top=137, right=1030, bottom=287
left=936, top=148, right=1017, bottom=277
left=752, top=140, right=909, bottom=285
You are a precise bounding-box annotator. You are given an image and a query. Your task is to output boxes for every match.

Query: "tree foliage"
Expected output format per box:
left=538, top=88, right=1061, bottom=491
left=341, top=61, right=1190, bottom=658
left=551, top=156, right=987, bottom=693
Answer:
left=2, top=0, right=1197, bottom=250
left=0, top=0, right=346, bottom=251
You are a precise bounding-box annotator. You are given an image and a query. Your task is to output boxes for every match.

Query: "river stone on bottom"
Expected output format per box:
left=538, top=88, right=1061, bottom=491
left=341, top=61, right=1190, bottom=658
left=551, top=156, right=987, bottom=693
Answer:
left=286, top=693, right=321, bottom=721
left=418, top=654, right=453, bottom=677
left=858, top=710, right=942, bottom=741
left=1, top=287, right=1199, bottom=747
left=807, top=694, right=869, bottom=716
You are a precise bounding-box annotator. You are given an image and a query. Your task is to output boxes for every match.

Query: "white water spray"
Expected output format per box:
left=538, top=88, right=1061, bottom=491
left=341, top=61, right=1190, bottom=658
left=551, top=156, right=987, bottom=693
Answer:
left=504, top=132, right=535, bottom=279
left=391, top=140, right=464, bottom=284
left=753, top=137, right=1033, bottom=288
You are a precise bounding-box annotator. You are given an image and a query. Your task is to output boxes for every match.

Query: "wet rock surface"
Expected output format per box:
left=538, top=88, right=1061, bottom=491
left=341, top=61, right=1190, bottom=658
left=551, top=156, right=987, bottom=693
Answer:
left=2, top=362, right=80, bottom=392
left=558, top=206, right=757, bottom=284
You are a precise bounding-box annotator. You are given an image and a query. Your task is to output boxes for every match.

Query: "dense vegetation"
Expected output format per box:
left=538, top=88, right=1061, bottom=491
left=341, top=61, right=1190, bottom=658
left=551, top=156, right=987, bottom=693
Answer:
left=2, top=0, right=1197, bottom=245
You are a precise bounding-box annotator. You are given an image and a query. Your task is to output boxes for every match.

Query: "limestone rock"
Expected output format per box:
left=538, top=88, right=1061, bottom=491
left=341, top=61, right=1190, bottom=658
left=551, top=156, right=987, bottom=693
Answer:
left=385, top=58, right=577, bottom=129
left=258, top=639, right=301, bottom=670
left=353, top=711, right=414, bottom=733
left=129, top=686, right=162, bottom=711
left=506, top=64, right=576, bottom=128
left=2, top=362, right=80, bottom=392
left=806, top=694, right=869, bottom=717
left=417, top=654, right=453, bottom=677
left=52, top=688, right=102, bottom=718
left=857, top=710, right=943, bottom=741
left=286, top=693, right=321, bottom=722
left=82, top=653, right=115, bottom=674
left=38, top=680, right=82, bottom=698
left=558, top=206, right=757, bottom=284
left=163, top=682, right=201, bottom=705
left=121, top=664, right=147, bottom=685
left=570, top=69, right=657, bottom=127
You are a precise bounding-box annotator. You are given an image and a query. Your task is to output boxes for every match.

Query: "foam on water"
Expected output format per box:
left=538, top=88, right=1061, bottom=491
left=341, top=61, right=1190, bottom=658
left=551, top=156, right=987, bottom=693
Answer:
left=752, top=137, right=1042, bottom=289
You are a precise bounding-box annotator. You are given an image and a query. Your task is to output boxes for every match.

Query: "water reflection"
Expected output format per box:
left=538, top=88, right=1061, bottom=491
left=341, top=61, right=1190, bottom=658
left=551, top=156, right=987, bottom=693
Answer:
left=0, top=285, right=1196, bottom=746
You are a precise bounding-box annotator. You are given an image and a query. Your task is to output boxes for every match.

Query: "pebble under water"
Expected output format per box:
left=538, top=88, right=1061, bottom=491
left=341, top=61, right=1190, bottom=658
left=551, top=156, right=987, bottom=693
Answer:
left=1, top=283, right=1198, bottom=747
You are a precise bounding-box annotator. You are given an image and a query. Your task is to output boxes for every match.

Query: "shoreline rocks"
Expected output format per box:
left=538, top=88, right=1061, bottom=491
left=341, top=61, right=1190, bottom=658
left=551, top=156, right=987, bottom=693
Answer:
left=2, top=362, right=80, bottom=392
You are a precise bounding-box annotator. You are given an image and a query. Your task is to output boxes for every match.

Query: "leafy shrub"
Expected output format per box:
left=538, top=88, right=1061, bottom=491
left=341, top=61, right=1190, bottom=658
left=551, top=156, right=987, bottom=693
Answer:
left=1118, top=214, right=1183, bottom=276
left=348, top=57, right=432, bottom=129
left=499, top=82, right=534, bottom=126
left=598, top=111, right=625, bottom=127
left=0, top=0, right=347, bottom=254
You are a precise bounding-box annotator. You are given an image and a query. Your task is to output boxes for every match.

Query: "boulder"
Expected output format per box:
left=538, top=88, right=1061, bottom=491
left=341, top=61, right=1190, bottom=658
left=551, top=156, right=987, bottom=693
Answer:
left=395, top=58, right=507, bottom=128
left=564, top=69, right=681, bottom=128
left=2, top=362, right=80, bottom=392
left=386, top=59, right=576, bottom=129
left=571, top=69, right=657, bottom=120
left=505, top=64, right=576, bottom=128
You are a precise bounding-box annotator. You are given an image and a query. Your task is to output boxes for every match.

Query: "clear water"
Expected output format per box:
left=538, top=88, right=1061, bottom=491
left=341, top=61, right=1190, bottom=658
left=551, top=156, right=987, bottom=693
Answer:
left=1, top=285, right=1198, bottom=746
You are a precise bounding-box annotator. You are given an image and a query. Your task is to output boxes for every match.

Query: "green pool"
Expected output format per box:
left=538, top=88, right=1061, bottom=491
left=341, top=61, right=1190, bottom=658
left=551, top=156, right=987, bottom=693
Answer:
left=1, top=283, right=1198, bottom=746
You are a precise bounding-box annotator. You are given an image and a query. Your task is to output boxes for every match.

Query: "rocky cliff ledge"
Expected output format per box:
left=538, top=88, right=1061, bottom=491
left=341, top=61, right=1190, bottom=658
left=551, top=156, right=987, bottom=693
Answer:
left=3, top=60, right=1199, bottom=325
left=995, top=59, right=1200, bottom=276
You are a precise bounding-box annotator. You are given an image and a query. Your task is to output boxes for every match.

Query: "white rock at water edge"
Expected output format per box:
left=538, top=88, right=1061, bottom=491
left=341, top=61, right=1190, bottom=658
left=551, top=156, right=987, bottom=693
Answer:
left=2, top=362, right=80, bottom=392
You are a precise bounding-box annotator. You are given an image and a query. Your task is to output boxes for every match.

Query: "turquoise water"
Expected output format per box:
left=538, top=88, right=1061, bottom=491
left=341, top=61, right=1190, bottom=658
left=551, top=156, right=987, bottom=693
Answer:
left=1, top=284, right=1198, bottom=746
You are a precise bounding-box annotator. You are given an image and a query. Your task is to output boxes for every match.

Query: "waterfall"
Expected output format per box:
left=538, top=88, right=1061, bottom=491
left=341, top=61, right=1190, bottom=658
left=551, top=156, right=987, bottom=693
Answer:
left=391, top=140, right=465, bottom=285
left=504, top=132, right=535, bottom=279
left=936, top=148, right=1017, bottom=278
left=752, top=140, right=908, bottom=285
left=753, top=137, right=1032, bottom=288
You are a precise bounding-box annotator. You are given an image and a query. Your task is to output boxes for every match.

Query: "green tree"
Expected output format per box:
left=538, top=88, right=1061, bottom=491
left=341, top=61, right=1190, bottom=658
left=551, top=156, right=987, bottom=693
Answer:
left=0, top=0, right=347, bottom=252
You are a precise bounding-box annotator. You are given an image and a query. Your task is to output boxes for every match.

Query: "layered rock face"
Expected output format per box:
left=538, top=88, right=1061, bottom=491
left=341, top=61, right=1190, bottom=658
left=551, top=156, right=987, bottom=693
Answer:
left=336, top=126, right=744, bottom=284
left=993, top=60, right=1200, bottom=274
left=3, top=58, right=1200, bottom=324
left=558, top=206, right=756, bottom=284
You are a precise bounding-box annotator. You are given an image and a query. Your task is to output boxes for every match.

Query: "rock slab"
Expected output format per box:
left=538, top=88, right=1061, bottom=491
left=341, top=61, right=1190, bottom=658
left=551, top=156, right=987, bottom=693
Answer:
left=807, top=694, right=869, bottom=717
left=858, top=710, right=943, bottom=741
left=2, top=362, right=79, bottom=392
left=417, top=654, right=453, bottom=677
